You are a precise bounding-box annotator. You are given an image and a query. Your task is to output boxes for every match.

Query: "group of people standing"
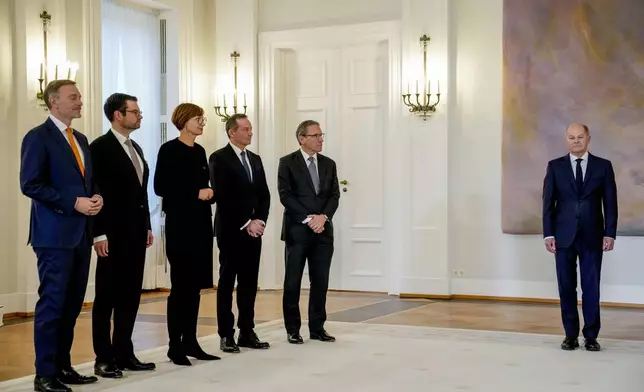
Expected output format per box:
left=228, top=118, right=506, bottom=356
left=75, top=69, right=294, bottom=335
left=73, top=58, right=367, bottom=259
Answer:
left=20, top=79, right=340, bottom=392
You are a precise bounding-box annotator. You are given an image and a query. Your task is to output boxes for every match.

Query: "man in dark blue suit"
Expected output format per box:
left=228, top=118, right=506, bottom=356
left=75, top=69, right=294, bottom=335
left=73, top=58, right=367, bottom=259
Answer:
left=20, top=80, right=103, bottom=392
left=542, top=122, right=618, bottom=352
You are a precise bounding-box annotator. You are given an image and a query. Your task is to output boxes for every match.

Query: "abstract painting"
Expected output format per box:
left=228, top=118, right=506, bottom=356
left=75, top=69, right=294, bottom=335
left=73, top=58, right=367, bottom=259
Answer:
left=502, top=0, right=644, bottom=235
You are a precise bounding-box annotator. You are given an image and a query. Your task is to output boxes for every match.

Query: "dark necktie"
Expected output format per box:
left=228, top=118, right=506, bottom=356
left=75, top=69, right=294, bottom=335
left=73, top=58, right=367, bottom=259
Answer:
left=241, top=150, right=252, bottom=182
left=575, top=158, right=583, bottom=193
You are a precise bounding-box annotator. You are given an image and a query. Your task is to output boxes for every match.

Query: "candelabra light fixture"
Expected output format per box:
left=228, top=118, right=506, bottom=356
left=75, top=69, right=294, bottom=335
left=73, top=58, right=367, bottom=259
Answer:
left=402, top=34, right=441, bottom=120
left=213, top=51, right=247, bottom=122
left=36, top=10, right=79, bottom=105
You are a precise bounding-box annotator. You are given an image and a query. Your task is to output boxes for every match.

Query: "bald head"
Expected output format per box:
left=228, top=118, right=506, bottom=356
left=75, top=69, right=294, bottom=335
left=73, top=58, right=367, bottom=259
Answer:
left=566, top=122, right=590, bottom=157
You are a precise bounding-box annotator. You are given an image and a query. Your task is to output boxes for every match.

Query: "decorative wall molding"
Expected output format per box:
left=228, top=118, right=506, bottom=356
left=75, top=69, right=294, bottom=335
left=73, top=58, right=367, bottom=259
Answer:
left=258, top=20, right=402, bottom=292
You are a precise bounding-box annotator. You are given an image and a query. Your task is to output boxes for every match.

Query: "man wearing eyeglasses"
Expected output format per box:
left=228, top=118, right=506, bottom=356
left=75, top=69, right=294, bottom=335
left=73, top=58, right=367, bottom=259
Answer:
left=278, top=120, right=340, bottom=344
left=209, top=113, right=271, bottom=353
left=90, top=93, right=155, bottom=378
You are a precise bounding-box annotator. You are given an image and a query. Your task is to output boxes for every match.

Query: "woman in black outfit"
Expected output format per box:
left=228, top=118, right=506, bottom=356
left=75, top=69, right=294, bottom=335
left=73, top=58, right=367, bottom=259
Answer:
left=153, top=103, right=219, bottom=365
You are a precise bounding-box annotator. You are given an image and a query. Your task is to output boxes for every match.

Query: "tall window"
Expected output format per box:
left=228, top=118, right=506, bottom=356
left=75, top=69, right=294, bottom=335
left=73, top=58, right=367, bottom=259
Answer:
left=101, top=0, right=163, bottom=288
left=101, top=0, right=161, bottom=216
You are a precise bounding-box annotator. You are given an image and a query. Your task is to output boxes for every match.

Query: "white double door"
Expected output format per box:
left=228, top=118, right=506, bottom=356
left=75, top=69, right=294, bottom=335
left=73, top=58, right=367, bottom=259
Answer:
left=280, top=41, right=389, bottom=292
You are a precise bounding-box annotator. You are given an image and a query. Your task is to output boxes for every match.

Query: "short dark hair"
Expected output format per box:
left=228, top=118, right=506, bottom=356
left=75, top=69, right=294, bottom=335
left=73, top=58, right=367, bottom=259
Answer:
left=225, top=113, right=249, bottom=138
left=43, top=79, right=77, bottom=109
left=103, top=93, right=138, bottom=122
left=296, top=120, right=320, bottom=142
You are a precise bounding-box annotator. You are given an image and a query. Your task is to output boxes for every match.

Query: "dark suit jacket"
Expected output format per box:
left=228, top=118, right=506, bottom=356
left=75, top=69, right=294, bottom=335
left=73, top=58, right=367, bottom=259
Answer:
left=208, top=144, right=270, bottom=237
left=542, top=152, right=618, bottom=249
left=277, top=150, right=340, bottom=243
left=90, top=130, right=151, bottom=243
left=20, top=118, right=97, bottom=248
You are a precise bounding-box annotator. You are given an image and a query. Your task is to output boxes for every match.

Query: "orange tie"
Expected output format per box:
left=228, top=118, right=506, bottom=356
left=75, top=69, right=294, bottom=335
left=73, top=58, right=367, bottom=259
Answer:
left=66, top=128, right=85, bottom=177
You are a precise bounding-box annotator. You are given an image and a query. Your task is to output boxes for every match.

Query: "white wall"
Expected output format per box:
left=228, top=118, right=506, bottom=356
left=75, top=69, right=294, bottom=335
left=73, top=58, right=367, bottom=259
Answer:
left=0, top=0, right=18, bottom=302
left=258, top=0, right=401, bottom=32
left=448, top=0, right=644, bottom=303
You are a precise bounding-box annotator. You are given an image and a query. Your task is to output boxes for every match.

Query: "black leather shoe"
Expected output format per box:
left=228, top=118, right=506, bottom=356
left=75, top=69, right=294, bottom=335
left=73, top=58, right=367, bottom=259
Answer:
left=584, top=338, right=601, bottom=351
left=287, top=332, right=304, bottom=344
left=238, top=331, right=270, bottom=349
left=167, top=348, right=192, bottom=366
left=220, top=336, right=240, bottom=353
left=184, top=342, right=221, bottom=360
left=94, top=362, right=123, bottom=379
left=116, top=356, right=156, bottom=371
left=34, top=376, right=71, bottom=392
left=57, top=367, right=98, bottom=385
left=560, top=337, right=579, bottom=350
left=310, top=329, right=336, bottom=342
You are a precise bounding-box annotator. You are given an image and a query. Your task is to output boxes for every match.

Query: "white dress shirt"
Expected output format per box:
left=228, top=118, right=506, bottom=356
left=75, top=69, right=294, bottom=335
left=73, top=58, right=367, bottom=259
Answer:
left=301, top=148, right=318, bottom=178
left=230, top=142, right=253, bottom=182
left=49, top=114, right=85, bottom=166
left=110, top=128, right=143, bottom=170
left=300, top=148, right=322, bottom=224
left=228, top=143, right=264, bottom=230
left=570, top=151, right=588, bottom=180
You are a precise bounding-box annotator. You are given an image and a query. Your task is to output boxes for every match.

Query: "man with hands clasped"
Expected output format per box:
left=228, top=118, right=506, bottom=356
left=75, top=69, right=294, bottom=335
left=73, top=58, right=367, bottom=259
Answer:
left=20, top=79, right=102, bottom=392
left=209, top=114, right=271, bottom=353
left=278, top=120, right=340, bottom=344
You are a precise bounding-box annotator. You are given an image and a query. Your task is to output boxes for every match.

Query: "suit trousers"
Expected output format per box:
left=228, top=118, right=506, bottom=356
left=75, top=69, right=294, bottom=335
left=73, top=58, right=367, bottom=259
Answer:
left=91, top=232, right=147, bottom=363
left=216, top=230, right=262, bottom=338
left=33, top=234, right=91, bottom=377
left=283, top=230, right=333, bottom=334
left=555, top=236, right=603, bottom=340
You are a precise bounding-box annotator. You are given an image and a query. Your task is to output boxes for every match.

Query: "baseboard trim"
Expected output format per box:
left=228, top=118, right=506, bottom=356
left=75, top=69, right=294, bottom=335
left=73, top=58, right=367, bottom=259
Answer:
left=2, top=286, right=221, bottom=321
left=4, top=301, right=94, bottom=320
left=399, top=293, right=644, bottom=309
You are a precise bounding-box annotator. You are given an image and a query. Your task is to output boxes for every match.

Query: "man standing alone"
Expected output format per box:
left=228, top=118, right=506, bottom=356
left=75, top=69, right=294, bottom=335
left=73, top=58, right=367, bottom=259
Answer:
left=542, top=122, right=618, bottom=351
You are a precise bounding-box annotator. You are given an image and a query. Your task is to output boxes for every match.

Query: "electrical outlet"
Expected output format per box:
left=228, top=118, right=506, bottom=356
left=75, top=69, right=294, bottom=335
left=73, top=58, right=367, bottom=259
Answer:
left=452, top=269, right=459, bottom=276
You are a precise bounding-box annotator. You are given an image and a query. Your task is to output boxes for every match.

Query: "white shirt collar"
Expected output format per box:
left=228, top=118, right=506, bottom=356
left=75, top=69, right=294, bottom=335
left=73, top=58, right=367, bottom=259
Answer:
left=49, top=114, right=70, bottom=132
left=229, top=142, right=247, bottom=156
left=301, top=148, right=317, bottom=163
left=570, top=151, right=589, bottom=162
left=110, top=128, right=130, bottom=145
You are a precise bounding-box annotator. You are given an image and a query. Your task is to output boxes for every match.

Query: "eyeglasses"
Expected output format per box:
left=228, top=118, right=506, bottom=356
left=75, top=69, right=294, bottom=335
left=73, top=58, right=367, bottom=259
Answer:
left=125, top=110, right=142, bottom=117
left=304, top=133, right=324, bottom=139
left=193, top=116, right=208, bottom=125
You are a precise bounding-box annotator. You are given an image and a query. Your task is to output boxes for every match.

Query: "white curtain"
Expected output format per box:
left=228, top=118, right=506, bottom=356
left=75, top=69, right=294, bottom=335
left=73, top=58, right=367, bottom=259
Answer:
left=102, top=0, right=164, bottom=289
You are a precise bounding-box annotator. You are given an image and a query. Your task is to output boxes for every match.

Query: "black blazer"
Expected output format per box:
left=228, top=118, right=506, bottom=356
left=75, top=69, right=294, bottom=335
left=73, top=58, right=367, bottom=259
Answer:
left=208, top=144, right=270, bottom=237
left=542, top=152, right=618, bottom=249
left=277, top=150, right=340, bottom=242
left=90, top=130, right=151, bottom=240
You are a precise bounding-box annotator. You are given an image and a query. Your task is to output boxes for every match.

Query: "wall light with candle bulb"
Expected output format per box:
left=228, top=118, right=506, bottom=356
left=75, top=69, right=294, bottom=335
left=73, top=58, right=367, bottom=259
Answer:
left=402, top=34, right=441, bottom=120
left=213, top=51, right=247, bottom=121
left=36, top=11, right=80, bottom=107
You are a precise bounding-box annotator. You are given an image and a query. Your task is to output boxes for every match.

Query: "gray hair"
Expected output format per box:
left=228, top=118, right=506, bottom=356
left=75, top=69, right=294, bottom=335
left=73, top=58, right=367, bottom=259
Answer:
left=296, top=120, right=319, bottom=142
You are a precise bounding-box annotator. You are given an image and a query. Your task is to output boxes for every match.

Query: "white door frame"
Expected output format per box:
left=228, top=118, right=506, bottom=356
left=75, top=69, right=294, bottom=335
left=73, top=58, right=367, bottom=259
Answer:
left=257, top=20, right=402, bottom=293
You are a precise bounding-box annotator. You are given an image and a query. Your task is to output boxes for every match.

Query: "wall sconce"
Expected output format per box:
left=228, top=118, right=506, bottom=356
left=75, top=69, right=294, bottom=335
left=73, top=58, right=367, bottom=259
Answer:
left=213, top=51, right=247, bottom=122
left=402, top=34, right=441, bottom=120
left=37, top=11, right=79, bottom=105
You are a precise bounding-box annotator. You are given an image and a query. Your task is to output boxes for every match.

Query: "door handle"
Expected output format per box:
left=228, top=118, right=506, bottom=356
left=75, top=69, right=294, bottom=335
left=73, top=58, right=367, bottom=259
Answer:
left=340, top=180, right=348, bottom=185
